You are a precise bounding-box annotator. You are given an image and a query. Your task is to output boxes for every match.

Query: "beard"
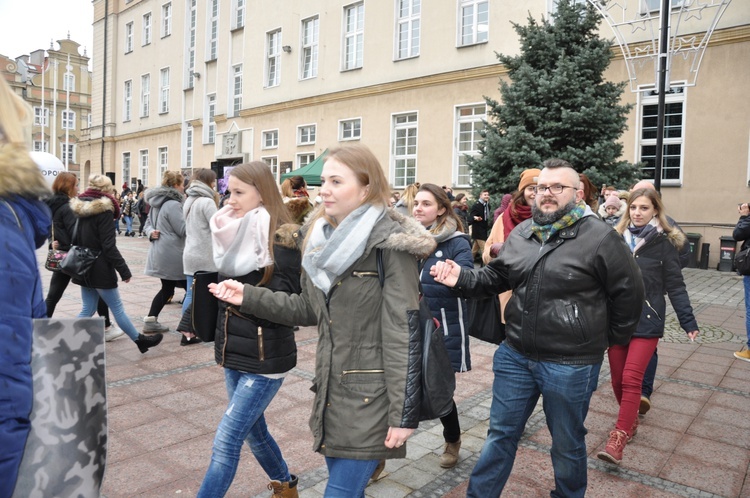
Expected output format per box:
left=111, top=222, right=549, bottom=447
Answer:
left=532, top=198, right=578, bottom=225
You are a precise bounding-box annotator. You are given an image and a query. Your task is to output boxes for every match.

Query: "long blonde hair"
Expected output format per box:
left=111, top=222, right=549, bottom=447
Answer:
left=616, top=188, right=686, bottom=249
left=229, top=162, right=292, bottom=285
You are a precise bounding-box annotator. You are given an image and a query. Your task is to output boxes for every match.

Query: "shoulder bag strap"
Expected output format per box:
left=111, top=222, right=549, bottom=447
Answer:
left=70, top=219, right=80, bottom=245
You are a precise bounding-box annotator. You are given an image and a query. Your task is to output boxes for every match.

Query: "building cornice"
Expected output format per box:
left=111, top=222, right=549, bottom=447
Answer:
left=102, top=123, right=182, bottom=143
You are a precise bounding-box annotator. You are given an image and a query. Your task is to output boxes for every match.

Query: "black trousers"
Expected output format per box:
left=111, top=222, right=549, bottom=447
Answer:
left=148, top=278, right=187, bottom=318
left=440, top=400, right=461, bottom=443
left=45, top=271, right=110, bottom=326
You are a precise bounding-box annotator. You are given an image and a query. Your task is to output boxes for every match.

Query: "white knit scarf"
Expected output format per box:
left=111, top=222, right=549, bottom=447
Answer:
left=302, top=204, right=384, bottom=294
left=210, top=205, right=273, bottom=276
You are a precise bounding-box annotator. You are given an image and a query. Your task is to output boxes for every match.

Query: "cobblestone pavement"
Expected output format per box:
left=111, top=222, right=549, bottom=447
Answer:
left=37, top=235, right=750, bottom=498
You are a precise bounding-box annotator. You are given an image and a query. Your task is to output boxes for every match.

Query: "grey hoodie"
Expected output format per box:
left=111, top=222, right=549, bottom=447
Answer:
left=144, top=186, right=186, bottom=280
left=182, top=181, right=218, bottom=275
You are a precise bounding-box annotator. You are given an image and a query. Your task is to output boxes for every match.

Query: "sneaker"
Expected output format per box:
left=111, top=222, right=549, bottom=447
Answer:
left=733, top=348, right=750, bottom=362
left=639, top=395, right=651, bottom=415
left=439, top=439, right=462, bottom=468
left=104, top=326, right=125, bottom=342
left=597, top=429, right=628, bottom=465
left=142, top=316, right=169, bottom=334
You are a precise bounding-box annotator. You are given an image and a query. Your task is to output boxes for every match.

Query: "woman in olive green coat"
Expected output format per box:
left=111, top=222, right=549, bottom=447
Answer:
left=210, top=145, right=435, bottom=497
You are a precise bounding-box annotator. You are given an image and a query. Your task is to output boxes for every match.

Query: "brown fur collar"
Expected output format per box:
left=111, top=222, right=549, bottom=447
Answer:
left=0, top=144, right=51, bottom=198
left=275, top=223, right=302, bottom=249
left=69, top=196, right=115, bottom=218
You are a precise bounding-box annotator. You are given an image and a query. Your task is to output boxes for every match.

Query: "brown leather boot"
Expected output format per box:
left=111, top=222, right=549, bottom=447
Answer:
left=268, top=474, right=299, bottom=498
left=439, top=439, right=461, bottom=468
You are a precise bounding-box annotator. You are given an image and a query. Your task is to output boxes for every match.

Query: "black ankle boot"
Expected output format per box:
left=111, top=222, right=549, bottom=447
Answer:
left=135, top=333, right=163, bottom=353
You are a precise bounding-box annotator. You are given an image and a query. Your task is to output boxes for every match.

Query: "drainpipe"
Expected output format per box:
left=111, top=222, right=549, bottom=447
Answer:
left=100, top=0, right=108, bottom=174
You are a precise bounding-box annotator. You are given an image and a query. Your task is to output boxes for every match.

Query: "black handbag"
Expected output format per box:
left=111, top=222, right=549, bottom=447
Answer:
left=191, top=271, right=219, bottom=342
left=60, top=220, right=100, bottom=281
left=735, top=246, right=750, bottom=275
left=376, top=249, right=456, bottom=421
left=468, top=296, right=505, bottom=344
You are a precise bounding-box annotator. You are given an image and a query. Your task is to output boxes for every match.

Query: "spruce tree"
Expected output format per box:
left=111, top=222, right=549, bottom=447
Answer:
left=468, top=0, right=640, bottom=195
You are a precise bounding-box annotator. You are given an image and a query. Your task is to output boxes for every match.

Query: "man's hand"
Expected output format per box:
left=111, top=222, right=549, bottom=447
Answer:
left=739, top=203, right=750, bottom=217
left=209, top=279, right=244, bottom=306
left=473, top=216, right=482, bottom=221
left=430, top=259, right=462, bottom=287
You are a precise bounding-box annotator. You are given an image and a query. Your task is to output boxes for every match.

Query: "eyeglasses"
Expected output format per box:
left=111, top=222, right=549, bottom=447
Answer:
left=532, top=185, right=576, bottom=195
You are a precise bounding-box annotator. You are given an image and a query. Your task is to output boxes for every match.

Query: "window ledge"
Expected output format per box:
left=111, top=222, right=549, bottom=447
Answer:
left=394, top=54, right=420, bottom=62
left=456, top=40, right=489, bottom=49
left=340, top=66, right=363, bottom=73
left=230, top=26, right=244, bottom=33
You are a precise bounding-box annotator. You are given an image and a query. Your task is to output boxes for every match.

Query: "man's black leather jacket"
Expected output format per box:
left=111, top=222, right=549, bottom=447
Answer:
left=456, top=214, right=644, bottom=365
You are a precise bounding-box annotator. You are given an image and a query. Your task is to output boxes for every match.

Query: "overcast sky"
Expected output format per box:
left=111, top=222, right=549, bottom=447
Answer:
left=0, top=0, right=94, bottom=63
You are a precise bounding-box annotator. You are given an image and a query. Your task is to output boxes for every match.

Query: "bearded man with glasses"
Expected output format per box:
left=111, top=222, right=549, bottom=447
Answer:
left=430, top=158, right=644, bottom=498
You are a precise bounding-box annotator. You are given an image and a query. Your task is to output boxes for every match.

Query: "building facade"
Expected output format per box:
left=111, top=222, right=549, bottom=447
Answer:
left=79, top=0, right=749, bottom=267
left=1, top=38, right=93, bottom=173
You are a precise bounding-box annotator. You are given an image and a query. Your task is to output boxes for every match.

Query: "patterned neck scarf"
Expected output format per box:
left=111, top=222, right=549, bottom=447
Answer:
left=530, top=200, right=586, bottom=244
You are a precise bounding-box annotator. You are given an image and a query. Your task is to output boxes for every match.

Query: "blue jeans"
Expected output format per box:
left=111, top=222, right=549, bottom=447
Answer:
left=744, top=276, right=750, bottom=347
left=78, top=286, right=139, bottom=341
left=182, top=274, right=194, bottom=315
left=197, top=369, right=288, bottom=498
left=123, top=215, right=133, bottom=233
left=641, top=348, right=658, bottom=398
left=324, top=457, right=379, bottom=498
left=467, top=343, right=601, bottom=498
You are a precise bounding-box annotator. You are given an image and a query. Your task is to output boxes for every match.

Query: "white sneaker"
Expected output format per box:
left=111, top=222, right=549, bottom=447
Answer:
left=105, top=326, right=125, bottom=342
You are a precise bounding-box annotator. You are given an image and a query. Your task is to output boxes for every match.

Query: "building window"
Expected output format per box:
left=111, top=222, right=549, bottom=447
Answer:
left=61, top=144, right=76, bottom=164
left=339, top=118, right=362, bottom=141
left=396, top=0, right=420, bottom=60
left=455, top=104, right=485, bottom=187
left=301, top=16, right=319, bottom=79
left=87, top=114, right=92, bottom=128
left=33, top=107, right=49, bottom=127
left=266, top=29, right=281, bottom=88
left=161, top=2, right=172, bottom=37
left=159, top=68, right=170, bottom=113
left=143, top=12, right=152, bottom=45
left=122, top=152, right=131, bottom=181
left=139, top=150, right=149, bottom=185
left=33, top=141, right=49, bottom=152
left=263, top=156, right=279, bottom=181
left=158, top=146, right=168, bottom=176
left=141, top=73, right=150, bottom=117
left=343, top=2, right=364, bottom=70
left=232, top=64, right=242, bottom=116
left=124, top=80, right=132, bottom=121
left=297, top=152, right=315, bottom=169
left=458, top=0, right=488, bottom=46
left=233, top=0, right=245, bottom=29
left=206, top=94, right=216, bottom=144
left=125, top=22, right=134, bottom=53
left=63, top=73, right=75, bottom=92
left=392, top=113, right=418, bottom=188
left=639, top=86, right=686, bottom=184
left=262, top=129, right=279, bottom=149
left=188, top=0, right=197, bottom=88
left=208, top=0, right=219, bottom=61
left=62, top=110, right=76, bottom=130
left=185, top=125, right=193, bottom=168
left=297, top=124, right=316, bottom=145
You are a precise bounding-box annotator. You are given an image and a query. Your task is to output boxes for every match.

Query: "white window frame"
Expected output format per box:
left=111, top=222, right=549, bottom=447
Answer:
left=300, top=16, right=319, bottom=80
left=395, top=0, right=420, bottom=60
left=453, top=103, right=486, bottom=188
left=206, top=93, right=216, bottom=144
left=233, top=0, right=245, bottom=29
left=185, top=125, right=193, bottom=168
left=33, top=107, right=49, bottom=127
left=458, top=0, right=489, bottom=47
left=159, top=67, right=170, bottom=114
left=232, top=64, right=242, bottom=116
left=266, top=29, right=281, bottom=88
left=339, top=118, right=362, bottom=141
left=33, top=140, right=49, bottom=152
left=262, top=156, right=279, bottom=181
left=158, top=146, right=169, bottom=176
left=161, top=2, right=172, bottom=38
left=122, top=152, right=131, bottom=182
left=342, top=2, right=364, bottom=71
left=62, top=110, right=76, bottom=130
left=187, top=0, right=197, bottom=88
left=297, top=124, right=317, bottom=146
left=390, top=112, right=418, bottom=188
left=207, top=0, right=219, bottom=61
left=61, top=143, right=76, bottom=164
left=63, top=73, right=75, bottom=92
left=637, top=85, right=687, bottom=186
left=143, top=12, right=152, bottom=45
left=140, top=73, right=150, bottom=118
left=125, top=22, right=134, bottom=53
left=124, top=80, right=132, bottom=121
left=639, top=0, right=684, bottom=15
left=297, top=152, right=315, bottom=170
left=262, top=129, right=279, bottom=149
left=139, top=149, right=149, bottom=185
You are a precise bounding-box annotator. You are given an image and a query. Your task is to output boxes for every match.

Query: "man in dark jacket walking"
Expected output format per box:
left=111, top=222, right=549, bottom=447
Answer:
left=431, top=159, right=644, bottom=498
left=469, top=189, right=491, bottom=261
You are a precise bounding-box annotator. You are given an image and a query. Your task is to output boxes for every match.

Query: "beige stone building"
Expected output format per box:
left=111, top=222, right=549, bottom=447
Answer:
left=1, top=38, right=93, bottom=174
left=78, top=0, right=749, bottom=267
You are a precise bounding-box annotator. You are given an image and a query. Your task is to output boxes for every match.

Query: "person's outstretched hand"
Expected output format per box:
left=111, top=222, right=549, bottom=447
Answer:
left=429, top=259, right=461, bottom=288
left=209, top=279, right=244, bottom=306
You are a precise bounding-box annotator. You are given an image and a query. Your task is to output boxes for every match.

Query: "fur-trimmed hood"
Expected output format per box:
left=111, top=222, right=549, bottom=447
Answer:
left=145, top=185, right=184, bottom=209
left=597, top=198, right=626, bottom=219
left=275, top=223, right=302, bottom=250
left=0, top=143, right=50, bottom=199
left=666, top=225, right=687, bottom=251
left=70, top=195, right=116, bottom=218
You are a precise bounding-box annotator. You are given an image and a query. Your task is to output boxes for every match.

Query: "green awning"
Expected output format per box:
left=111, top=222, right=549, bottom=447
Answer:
left=281, top=149, right=328, bottom=186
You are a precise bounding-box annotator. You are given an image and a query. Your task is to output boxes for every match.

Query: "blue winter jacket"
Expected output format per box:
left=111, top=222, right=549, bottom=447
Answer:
left=419, top=230, right=474, bottom=372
